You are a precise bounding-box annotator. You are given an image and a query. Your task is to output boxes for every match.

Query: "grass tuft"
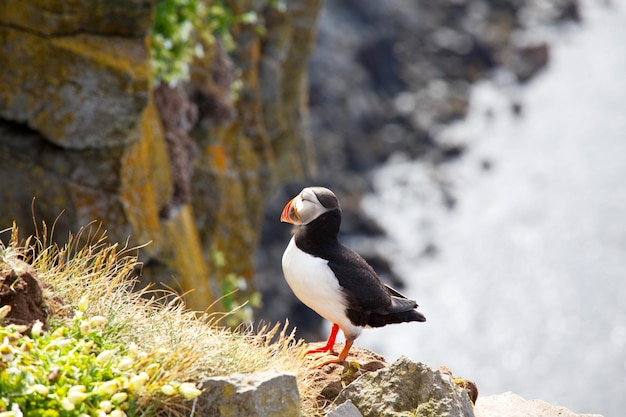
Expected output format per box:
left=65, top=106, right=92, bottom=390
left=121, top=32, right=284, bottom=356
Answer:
left=0, top=223, right=320, bottom=416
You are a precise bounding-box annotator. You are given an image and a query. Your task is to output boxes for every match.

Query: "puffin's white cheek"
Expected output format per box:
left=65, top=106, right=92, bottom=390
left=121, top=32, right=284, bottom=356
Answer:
left=295, top=198, right=305, bottom=212
left=295, top=198, right=315, bottom=223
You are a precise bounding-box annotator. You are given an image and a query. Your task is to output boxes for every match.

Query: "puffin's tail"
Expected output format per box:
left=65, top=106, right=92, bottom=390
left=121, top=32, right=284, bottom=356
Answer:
left=379, top=285, right=427, bottom=325
left=361, top=285, right=427, bottom=327
left=367, top=308, right=426, bottom=328
left=386, top=309, right=426, bottom=325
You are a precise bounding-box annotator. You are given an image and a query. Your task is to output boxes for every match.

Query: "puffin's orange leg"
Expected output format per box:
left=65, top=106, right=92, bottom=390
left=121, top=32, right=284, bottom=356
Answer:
left=306, top=323, right=339, bottom=355
left=313, top=339, right=354, bottom=368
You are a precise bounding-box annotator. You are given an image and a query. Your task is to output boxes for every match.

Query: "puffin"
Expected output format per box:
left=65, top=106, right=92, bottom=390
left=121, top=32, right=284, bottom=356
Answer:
left=280, top=186, right=426, bottom=366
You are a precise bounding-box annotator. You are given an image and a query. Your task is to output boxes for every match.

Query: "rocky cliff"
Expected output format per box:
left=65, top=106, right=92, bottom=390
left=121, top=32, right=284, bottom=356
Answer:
left=0, top=0, right=323, bottom=312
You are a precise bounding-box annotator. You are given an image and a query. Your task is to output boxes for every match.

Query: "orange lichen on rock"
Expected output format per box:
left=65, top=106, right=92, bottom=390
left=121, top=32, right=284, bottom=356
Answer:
left=50, top=34, right=150, bottom=81
left=0, top=26, right=149, bottom=149
left=204, top=144, right=228, bottom=173
left=162, top=204, right=216, bottom=312
left=120, top=98, right=172, bottom=256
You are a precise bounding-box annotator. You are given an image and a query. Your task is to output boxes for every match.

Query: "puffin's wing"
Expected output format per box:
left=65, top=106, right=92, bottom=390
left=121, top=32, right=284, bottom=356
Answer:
left=383, top=284, right=419, bottom=313
left=326, top=246, right=393, bottom=313
left=328, top=246, right=427, bottom=327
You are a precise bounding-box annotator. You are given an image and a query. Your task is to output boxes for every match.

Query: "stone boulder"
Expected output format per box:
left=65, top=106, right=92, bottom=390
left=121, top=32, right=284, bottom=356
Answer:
left=195, top=371, right=299, bottom=417
left=475, top=392, right=604, bottom=417
left=334, top=356, right=475, bottom=417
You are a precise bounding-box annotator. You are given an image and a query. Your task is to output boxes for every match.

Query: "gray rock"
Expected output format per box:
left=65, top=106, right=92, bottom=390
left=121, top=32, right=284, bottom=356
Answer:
left=327, top=400, right=364, bottom=417
left=474, top=392, right=604, bottom=417
left=195, top=371, right=300, bottom=417
left=0, top=26, right=149, bottom=150
left=335, top=356, right=474, bottom=417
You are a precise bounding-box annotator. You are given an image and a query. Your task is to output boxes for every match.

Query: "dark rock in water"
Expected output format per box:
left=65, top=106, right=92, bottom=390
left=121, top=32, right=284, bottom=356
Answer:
left=306, top=0, right=581, bottom=182
left=357, top=37, right=407, bottom=96
left=507, top=43, right=551, bottom=83
left=308, top=0, right=581, bottom=178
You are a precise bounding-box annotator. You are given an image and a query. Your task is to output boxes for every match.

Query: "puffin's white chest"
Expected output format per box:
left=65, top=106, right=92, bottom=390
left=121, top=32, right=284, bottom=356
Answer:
left=282, top=237, right=361, bottom=338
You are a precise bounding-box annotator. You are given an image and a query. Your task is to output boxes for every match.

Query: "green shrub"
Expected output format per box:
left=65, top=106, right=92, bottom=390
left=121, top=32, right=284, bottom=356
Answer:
left=150, top=0, right=262, bottom=86
left=0, top=303, right=200, bottom=417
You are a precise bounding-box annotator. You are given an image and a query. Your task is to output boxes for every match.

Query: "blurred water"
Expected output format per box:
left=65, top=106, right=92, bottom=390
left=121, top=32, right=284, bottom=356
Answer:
left=356, top=2, right=626, bottom=416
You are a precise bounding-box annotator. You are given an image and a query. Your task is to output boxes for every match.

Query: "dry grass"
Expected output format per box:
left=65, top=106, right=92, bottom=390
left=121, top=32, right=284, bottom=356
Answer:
left=1, top=222, right=324, bottom=416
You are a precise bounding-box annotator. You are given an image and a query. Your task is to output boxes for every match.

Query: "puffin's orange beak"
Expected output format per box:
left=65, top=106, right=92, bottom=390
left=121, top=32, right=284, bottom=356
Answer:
left=280, top=197, right=300, bottom=224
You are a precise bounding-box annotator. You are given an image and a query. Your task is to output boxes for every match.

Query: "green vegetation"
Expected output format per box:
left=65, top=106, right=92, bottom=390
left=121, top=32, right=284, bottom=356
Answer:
left=0, top=225, right=310, bottom=416
left=151, top=0, right=212, bottom=85
left=211, top=249, right=262, bottom=328
left=150, top=0, right=262, bottom=85
left=0, top=309, right=201, bottom=417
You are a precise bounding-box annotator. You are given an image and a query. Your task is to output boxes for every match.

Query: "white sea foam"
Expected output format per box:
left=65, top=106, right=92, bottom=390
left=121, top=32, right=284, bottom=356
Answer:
left=358, top=2, right=626, bottom=415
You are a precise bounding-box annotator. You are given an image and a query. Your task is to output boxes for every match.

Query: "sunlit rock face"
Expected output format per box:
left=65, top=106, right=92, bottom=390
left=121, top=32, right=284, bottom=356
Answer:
left=0, top=0, right=324, bottom=311
left=0, top=0, right=162, bottom=251
left=0, top=1, right=153, bottom=149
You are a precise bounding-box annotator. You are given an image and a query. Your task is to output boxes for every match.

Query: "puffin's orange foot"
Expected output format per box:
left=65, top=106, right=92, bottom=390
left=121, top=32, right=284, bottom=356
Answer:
left=312, top=356, right=346, bottom=368
left=305, top=323, right=340, bottom=356
left=305, top=345, right=336, bottom=355
left=311, top=339, right=354, bottom=368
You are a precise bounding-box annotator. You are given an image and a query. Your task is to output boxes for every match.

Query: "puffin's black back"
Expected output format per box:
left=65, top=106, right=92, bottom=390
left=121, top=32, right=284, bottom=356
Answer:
left=293, top=200, right=425, bottom=328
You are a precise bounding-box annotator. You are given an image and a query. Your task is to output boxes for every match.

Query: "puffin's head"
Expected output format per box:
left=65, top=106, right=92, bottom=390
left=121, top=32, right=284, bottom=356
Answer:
left=280, top=187, right=340, bottom=225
